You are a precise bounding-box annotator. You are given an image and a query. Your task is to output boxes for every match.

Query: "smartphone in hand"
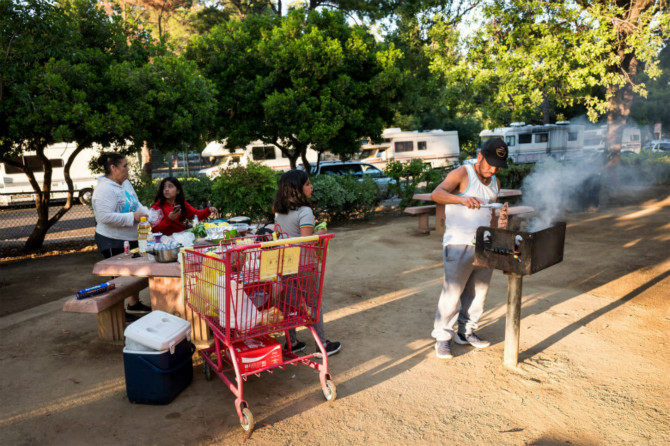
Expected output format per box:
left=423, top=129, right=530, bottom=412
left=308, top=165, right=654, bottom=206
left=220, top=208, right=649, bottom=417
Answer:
left=173, top=205, right=182, bottom=213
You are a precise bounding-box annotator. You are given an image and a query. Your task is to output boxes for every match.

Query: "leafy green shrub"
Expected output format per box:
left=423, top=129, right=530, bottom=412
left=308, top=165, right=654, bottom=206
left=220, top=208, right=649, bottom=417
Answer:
left=180, top=176, right=214, bottom=209
left=497, top=160, right=534, bottom=189
left=385, top=159, right=448, bottom=207
left=210, top=162, right=278, bottom=221
left=620, top=151, right=670, bottom=185
left=311, top=174, right=378, bottom=221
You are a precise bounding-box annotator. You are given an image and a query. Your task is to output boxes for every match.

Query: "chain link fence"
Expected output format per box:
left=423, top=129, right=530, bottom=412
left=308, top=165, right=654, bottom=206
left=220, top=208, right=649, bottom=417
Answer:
left=0, top=193, right=97, bottom=258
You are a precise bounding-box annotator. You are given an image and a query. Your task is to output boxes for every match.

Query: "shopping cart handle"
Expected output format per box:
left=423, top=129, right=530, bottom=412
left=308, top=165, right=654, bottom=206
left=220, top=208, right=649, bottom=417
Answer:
left=227, top=233, right=334, bottom=252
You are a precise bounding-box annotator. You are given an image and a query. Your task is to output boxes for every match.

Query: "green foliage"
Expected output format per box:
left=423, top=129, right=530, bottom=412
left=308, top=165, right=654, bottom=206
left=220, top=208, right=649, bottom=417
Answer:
left=311, top=174, right=379, bottom=221
left=385, top=159, right=447, bottom=207
left=180, top=176, right=215, bottom=209
left=496, top=161, right=534, bottom=190
left=186, top=8, right=402, bottom=171
left=429, top=1, right=670, bottom=130
left=620, top=151, right=670, bottom=185
left=210, top=163, right=278, bottom=221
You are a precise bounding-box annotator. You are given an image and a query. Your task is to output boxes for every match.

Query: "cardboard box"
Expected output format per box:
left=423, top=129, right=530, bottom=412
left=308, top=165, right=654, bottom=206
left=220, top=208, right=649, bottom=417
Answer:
left=225, top=335, right=282, bottom=373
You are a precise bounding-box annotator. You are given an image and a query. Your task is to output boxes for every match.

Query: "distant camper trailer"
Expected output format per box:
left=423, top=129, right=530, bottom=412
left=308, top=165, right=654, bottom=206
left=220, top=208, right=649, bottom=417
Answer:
left=0, top=143, right=99, bottom=207
left=358, top=128, right=460, bottom=169
left=198, top=141, right=319, bottom=177
left=479, top=122, right=588, bottom=164
left=480, top=122, right=644, bottom=164
left=582, top=125, right=642, bottom=153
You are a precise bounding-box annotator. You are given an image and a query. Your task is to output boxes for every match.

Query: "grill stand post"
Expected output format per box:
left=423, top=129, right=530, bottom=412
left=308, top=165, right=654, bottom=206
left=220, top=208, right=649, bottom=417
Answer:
left=503, top=272, right=523, bottom=369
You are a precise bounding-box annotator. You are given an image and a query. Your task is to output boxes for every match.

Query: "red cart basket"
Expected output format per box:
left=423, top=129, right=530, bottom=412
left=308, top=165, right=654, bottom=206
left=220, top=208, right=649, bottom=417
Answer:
left=182, top=233, right=336, bottom=432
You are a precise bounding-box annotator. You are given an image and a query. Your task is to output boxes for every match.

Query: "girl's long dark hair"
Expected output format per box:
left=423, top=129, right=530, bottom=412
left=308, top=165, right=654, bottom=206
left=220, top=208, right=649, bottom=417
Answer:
left=273, top=169, right=311, bottom=214
left=154, top=177, right=186, bottom=209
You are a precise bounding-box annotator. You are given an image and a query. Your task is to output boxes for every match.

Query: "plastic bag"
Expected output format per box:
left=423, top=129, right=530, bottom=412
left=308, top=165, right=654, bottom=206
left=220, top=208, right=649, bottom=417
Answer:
left=219, top=279, right=259, bottom=331
left=172, top=230, right=195, bottom=248
left=147, top=208, right=163, bottom=227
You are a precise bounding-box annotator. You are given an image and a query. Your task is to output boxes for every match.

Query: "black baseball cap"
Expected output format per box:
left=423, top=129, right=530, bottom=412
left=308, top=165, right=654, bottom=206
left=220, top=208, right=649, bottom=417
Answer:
left=480, top=138, right=509, bottom=168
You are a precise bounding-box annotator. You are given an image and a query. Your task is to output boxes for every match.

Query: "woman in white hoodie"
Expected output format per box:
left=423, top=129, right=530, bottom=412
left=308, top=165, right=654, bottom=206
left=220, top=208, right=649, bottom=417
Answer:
left=92, top=152, right=151, bottom=315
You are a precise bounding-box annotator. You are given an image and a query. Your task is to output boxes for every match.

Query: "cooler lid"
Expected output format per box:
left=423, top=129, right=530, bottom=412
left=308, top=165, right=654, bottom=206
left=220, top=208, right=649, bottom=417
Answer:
left=124, top=310, right=191, bottom=353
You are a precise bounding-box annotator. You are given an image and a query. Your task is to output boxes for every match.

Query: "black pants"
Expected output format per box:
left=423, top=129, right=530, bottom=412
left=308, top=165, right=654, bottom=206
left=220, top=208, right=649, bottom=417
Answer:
left=95, top=232, right=138, bottom=259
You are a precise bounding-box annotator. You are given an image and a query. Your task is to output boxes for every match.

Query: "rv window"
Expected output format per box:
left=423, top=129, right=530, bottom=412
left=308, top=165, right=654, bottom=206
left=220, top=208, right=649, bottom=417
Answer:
left=505, top=136, right=515, bottom=147
left=4, top=162, right=24, bottom=174
left=4, top=156, right=64, bottom=174
left=251, top=146, right=276, bottom=160
left=395, top=141, right=413, bottom=152
left=519, top=134, right=532, bottom=144
left=535, top=133, right=548, bottom=143
left=417, top=141, right=427, bottom=151
left=568, top=132, right=579, bottom=141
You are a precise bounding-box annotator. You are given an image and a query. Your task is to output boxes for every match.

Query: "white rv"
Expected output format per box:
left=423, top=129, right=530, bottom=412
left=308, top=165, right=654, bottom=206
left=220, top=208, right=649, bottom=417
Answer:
left=358, top=128, right=460, bottom=169
left=479, top=122, right=587, bottom=163
left=582, top=125, right=642, bottom=153
left=199, top=140, right=319, bottom=177
left=0, top=143, right=99, bottom=206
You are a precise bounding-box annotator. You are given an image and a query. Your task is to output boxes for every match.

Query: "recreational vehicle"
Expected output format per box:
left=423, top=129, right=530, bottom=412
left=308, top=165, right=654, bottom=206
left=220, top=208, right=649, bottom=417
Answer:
left=198, top=140, right=319, bottom=177
left=582, top=125, right=642, bottom=153
left=358, top=128, right=460, bottom=169
left=0, top=143, right=99, bottom=207
left=479, top=122, right=587, bottom=163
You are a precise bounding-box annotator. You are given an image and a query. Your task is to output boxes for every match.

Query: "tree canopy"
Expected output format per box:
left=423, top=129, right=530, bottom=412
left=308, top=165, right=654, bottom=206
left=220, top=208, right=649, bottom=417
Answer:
left=429, top=0, right=669, bottom=148
left=0, top=0, right=216, bottom=251
left=186, top=8, right=402, bottom=171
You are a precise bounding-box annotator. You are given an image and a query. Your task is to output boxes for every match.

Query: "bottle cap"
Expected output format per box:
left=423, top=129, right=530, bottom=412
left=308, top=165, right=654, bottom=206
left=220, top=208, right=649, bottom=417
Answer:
left=140, top=217, right=147, bottom=222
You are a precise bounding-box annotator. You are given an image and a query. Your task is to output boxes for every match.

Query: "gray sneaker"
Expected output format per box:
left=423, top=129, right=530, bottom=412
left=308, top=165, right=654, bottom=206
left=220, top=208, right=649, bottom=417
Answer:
left=435, top=340, right=453, bottom=359
left=454, top=332, right=490, bottom=349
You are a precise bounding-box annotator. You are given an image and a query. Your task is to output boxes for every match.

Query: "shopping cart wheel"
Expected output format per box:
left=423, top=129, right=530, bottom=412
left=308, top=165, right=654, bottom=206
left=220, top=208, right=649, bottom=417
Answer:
left=203, top=362, right=212, bottom=381
left=241, top=407, right=255, bottom=432
left=322, top=379, right=337, bottom=402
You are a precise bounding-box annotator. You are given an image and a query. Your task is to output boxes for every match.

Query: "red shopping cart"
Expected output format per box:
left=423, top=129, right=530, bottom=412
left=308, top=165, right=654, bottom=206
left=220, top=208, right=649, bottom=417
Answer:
left=182, top=233, right=336, bottom=432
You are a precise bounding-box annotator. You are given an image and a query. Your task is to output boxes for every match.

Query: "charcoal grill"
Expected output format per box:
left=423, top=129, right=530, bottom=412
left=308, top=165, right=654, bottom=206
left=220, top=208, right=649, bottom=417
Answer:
left=474, top=221, right=566, bottom=368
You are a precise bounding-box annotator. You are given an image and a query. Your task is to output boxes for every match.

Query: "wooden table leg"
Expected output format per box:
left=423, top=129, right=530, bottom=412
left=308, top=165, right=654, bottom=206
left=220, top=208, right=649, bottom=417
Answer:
left=435, top=204, right=445, bottom=234
left=504, top=273, right=523, bottom=369
left=148, top=276, right=210, bottom=344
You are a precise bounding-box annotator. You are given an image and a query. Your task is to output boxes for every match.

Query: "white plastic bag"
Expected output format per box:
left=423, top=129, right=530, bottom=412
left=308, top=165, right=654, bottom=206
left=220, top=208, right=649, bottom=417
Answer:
left=172, top=230, right=195, bottom=248
left=219, top=279, right=259, bottom=331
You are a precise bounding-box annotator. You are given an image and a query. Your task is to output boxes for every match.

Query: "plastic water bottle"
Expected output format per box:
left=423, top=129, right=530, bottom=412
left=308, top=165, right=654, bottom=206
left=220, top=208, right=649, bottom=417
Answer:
left=193, top=214, right=199, bottom=226
left=137, top=216, right=151, bottom=255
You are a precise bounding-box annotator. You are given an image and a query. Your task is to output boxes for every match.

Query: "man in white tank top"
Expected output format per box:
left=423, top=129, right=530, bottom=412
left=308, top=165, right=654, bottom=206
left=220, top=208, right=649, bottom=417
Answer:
left=430, top=138, right=509, bottom=359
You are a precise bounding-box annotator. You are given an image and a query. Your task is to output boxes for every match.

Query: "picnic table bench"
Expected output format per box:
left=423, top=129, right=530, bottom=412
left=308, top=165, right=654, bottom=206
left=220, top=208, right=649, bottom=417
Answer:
left=63, top=276, right=149, bottom=341
left=406, top=189, right=523, bottom=234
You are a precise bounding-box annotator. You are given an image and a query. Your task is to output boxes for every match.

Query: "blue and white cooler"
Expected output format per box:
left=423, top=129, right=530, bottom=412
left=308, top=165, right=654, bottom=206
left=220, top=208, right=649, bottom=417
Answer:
left=123, top=310, right=194, bottom=405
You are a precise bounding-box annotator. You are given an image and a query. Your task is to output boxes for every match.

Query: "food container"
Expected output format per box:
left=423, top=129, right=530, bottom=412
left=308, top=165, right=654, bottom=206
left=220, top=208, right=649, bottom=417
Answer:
left=229, top=216, right=251, bottom=224
left=154, top=247, right=180, bottom=263
left=230, top=223, right=249, bottom=236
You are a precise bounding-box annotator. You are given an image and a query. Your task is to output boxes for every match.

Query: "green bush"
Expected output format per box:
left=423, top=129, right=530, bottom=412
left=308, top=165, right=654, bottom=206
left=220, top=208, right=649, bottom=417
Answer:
left=210, top=162, right=278, bottom=221
left=385, top=159, right=448, bottom=208
left=496, top=160, right=534, bottom=189
left=180, top=176, right=214, bottom=209
left=620, top=151, right=670, bottom=185
left=311, top=174, right=379, bottom=221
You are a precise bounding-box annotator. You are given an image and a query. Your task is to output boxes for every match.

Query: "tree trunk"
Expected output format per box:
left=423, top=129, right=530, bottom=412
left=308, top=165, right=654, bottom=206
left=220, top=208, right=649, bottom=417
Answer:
left=141, top=142, right=152, bottom=177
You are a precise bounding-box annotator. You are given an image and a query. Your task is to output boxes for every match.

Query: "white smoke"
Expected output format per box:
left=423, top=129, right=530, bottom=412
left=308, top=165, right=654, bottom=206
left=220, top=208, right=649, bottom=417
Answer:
left=520, top=156, right=605, bottom=232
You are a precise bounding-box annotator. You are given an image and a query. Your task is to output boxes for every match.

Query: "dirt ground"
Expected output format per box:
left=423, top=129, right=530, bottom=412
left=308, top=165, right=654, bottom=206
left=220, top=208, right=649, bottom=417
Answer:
left=1, top=187, right=669, bottom=446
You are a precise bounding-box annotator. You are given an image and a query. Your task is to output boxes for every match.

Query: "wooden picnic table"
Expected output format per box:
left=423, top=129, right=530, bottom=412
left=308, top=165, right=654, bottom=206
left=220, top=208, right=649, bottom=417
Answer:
left=92, top=251, right=210, bottom=343
left=412, top=189, right=523, bottom=234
